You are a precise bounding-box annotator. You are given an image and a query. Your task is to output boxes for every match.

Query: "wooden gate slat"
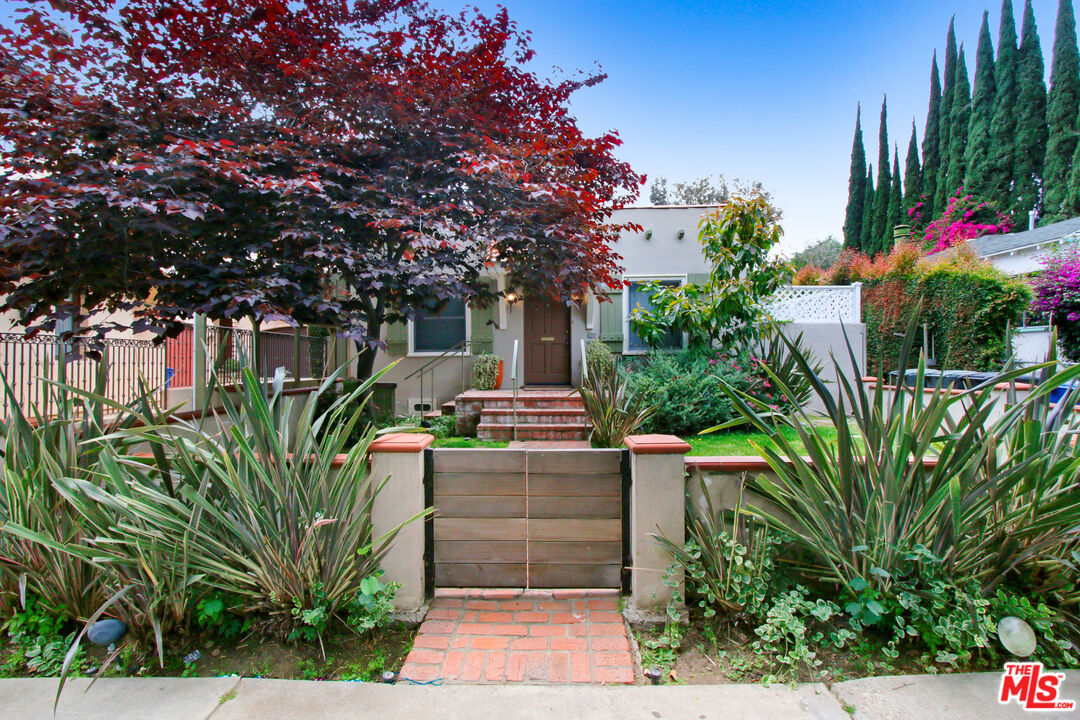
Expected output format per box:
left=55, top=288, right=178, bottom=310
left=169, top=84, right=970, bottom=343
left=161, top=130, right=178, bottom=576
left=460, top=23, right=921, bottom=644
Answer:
left=528, top=518, right=621, bottom=542
left=529, top=541, right=621, bottom=564
left=435, top=517, right=526, bottom=541
left=433, top=473, right=526, bottom=496
left=528, top=564, right=620, bottom=588
left=435, top=540, right=527, bottom=564
left=529, top=496, right=620, bottom=519
left=528, top=473, right=621, bottom=497
left=434, top=495, right=526, bottom=518
left=436, top=563, right=526, bottom=588
left=433, top=449, right=525, bottom=473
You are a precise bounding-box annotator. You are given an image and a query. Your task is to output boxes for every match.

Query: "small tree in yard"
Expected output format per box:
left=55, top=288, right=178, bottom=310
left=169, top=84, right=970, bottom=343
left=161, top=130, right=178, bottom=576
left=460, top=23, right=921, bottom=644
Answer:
left=0, top=0, right=642, bottom=380
left=629, top=195, right=792, bottom=351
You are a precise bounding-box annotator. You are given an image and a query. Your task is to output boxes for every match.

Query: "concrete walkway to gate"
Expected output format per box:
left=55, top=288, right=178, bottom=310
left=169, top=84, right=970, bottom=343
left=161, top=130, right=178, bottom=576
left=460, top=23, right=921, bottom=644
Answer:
left=399, top=588, right=635, bottom=684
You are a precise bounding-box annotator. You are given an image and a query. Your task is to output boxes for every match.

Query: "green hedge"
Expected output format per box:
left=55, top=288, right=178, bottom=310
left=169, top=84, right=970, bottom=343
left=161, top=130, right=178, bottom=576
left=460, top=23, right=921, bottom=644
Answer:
left=862, top=262, right=1031, bottom=373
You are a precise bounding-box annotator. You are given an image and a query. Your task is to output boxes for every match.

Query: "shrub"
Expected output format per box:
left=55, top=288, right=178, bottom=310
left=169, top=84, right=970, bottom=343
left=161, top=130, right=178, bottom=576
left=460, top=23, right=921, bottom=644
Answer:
left=623, top=350, right=736, bottom=436
left=1031, top=244, right=1080, bottom=362
left=470, top=353, right=502, bottom=390
left=584, top=339, right=614, bottom=380
left=792, top=265, right=823, bottom=286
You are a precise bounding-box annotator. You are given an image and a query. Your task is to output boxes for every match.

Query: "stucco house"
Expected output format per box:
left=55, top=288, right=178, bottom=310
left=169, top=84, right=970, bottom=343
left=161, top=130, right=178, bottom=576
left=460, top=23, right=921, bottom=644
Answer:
left=372, top=205, right=865, bottom=420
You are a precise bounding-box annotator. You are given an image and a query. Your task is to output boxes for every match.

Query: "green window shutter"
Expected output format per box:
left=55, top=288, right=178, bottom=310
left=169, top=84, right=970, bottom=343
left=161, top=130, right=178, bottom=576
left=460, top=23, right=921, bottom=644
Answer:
left=386, top=321, right=408, bottom=354
left=599, top=289, right=624, bottom=353
left=469, top=281, right=496, bottom=353
left=470, top=301, right=495, bottom=354
left=687, top=272, right=710, bottom=286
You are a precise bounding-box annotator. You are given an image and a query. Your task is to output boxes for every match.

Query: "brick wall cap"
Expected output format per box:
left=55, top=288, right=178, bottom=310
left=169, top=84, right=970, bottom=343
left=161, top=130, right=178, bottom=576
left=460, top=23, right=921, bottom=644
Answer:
left=624, top=434, right=691, bottom=454
left=369, top=433, right=435, bottom=453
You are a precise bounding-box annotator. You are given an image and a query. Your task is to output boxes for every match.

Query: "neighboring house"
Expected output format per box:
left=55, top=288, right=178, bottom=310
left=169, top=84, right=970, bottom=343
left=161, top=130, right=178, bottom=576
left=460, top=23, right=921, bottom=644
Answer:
left=969, top=216, right=1080, bottom=275
left=372, top=205, right=866, bottom=416
left=965, top=217, right=1079, bottom=365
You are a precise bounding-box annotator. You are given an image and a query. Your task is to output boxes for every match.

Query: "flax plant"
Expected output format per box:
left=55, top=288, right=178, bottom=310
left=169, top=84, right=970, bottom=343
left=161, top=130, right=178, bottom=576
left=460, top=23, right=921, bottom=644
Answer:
left=716, top=309, right=1080, bottom=600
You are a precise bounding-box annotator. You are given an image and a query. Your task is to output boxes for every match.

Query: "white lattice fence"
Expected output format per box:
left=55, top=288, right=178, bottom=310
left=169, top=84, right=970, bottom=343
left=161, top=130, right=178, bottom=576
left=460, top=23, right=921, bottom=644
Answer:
left=765, top=284, right=862, bottom=323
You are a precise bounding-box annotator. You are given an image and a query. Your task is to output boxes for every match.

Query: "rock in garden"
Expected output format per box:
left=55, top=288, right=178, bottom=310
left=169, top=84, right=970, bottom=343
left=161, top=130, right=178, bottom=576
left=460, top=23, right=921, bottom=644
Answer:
left=86, top=619, right=127, bottom=647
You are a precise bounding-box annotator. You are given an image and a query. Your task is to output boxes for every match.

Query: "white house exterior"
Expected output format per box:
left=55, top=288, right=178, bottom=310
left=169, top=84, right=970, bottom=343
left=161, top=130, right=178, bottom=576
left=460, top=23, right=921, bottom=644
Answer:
left=372, top=205, right=866, bottom=416
left=969, top=216, right=1080, bottom=275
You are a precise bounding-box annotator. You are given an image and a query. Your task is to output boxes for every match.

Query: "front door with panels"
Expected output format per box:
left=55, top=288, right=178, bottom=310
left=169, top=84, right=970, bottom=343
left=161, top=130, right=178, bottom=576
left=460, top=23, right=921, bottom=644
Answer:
left=523, top=296, right=571, bottom=385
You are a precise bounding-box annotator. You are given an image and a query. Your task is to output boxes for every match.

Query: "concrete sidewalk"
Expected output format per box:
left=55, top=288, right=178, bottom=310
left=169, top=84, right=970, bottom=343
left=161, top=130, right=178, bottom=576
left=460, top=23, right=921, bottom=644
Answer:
left=0, top=672, right=1076, bottom=720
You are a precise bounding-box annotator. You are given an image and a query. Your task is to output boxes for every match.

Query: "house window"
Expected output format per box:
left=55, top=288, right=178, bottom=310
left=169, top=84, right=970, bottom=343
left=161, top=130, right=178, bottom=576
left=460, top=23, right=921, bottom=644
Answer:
left=626, top=278, right=683, bottom=353
left=411, top=299, right=468, bottom=354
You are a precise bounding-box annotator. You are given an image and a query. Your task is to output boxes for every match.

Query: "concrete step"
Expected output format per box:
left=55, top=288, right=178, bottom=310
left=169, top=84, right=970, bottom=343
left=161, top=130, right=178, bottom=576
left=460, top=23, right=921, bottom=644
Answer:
left=477, top=423, right=590, bottom=441
left=440, top=400, right=456, bottom=416
left=480, top=408, right=587, bottom=425
left=423, top=410, right=444, bottom=420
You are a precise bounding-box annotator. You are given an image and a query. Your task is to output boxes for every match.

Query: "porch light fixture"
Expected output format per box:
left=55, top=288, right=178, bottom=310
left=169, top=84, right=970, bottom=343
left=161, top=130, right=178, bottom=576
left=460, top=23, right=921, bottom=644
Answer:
left=676, top=228, right=686, bottom=239
left=504, top=290, right=520, bottom=304
left=644, top=227, right=653, bottom=240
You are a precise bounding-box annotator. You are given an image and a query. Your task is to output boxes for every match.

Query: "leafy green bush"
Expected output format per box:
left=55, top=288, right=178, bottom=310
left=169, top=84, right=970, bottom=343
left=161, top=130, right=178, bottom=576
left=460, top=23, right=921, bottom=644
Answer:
left=584, top=339, right=614, bottom=380
left=470, top=353, right=502, bottom=390
left=623, top=334, right=816, bottom=436
left=0, top=595, right=84, bottom=677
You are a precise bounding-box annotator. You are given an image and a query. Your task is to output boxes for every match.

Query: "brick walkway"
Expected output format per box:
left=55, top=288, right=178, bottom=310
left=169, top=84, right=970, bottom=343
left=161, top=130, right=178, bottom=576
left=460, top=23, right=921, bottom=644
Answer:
left=398, top=589, right=636, bottom=685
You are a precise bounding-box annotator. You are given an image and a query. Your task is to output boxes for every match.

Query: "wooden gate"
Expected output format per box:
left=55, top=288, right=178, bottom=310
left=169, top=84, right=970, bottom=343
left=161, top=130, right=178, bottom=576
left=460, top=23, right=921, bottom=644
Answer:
left=428, top=448, right=627, bottom=589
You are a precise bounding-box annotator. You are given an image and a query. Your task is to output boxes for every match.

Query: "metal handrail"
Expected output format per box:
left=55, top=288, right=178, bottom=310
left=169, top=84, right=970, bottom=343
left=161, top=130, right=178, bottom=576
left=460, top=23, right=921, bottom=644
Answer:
left=401, top=338, right=485, bottom=417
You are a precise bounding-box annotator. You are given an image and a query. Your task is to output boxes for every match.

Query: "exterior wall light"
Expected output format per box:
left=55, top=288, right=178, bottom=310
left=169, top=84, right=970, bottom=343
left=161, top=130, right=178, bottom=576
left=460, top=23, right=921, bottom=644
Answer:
left=676, top=228, right=686, bottom=239
left=644, top=228, right=653, bottom=240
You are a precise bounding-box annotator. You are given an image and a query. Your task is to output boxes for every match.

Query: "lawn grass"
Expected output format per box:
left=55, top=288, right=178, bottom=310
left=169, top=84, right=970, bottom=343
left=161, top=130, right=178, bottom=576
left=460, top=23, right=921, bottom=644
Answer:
left=683, top=424, right=842, bottom=456
left=430, top=436, right=509, bottom=449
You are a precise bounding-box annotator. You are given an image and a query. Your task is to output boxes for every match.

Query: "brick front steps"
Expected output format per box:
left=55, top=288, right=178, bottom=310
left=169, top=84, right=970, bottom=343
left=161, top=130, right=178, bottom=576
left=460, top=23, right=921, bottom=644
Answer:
left=455, top=389, right=590, bottom=441
left=399, top=589, right=635, bottom=685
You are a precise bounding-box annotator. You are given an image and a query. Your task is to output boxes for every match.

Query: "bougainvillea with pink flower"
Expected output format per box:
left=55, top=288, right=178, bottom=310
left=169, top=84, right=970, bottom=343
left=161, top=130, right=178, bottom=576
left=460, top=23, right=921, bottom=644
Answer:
left=922, top=188, right=1012, bottom=254
left=1031, top=245, right=1080, bottom=362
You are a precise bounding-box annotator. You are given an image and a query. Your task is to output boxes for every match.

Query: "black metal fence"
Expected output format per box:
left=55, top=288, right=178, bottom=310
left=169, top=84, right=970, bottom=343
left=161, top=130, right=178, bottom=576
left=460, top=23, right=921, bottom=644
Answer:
left=166, top=324, right=331, bottom=388
left=0, top=333, right=168, bottom=419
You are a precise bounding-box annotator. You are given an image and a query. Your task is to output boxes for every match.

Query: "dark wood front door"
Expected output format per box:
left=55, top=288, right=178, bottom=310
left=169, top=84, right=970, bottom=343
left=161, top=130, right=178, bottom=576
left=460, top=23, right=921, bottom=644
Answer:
left=524, top=297, right=571, bottom=385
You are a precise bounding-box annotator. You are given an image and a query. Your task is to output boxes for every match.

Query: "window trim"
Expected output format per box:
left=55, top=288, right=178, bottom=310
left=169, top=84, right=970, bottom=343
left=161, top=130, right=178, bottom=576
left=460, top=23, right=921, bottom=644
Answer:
left=623, top=274, right=687, bottom=355
left=407, top=300, right=472, bottom=357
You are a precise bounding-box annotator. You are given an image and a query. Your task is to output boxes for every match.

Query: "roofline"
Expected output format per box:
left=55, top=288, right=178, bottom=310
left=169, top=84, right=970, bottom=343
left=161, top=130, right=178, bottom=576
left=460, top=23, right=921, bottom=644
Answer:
left=975, top=232, right=1080, bottom=257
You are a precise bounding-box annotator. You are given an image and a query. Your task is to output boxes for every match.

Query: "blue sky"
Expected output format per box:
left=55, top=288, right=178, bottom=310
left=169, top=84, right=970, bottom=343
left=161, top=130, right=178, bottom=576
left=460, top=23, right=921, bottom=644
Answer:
left=438, top=0, right=1066, bottom=254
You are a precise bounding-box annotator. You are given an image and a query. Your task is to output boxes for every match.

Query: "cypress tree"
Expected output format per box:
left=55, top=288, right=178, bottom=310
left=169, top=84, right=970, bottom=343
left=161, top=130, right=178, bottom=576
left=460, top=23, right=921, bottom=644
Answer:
left=1013, top=0, right=1047, bottom=217
left=989, top=0, right=1019, bottom=212
left=886, top=147, right=903, bottom=251
left=1043, top=0, right=1080, bottom=217
left=935, top=19, right=959, bottom=214
left=905, top=121, right=922, bottom=215
left=965, top=12, right=996, bottom=196
left=860, top=165, right=875, bottom=251
left=922, top=52, right=942, bottom=220
left=946, top=46, right=971, bottom=200
left=872, top=96, right=891, bottom=248
left=843, top=105, right=867, bottom=249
